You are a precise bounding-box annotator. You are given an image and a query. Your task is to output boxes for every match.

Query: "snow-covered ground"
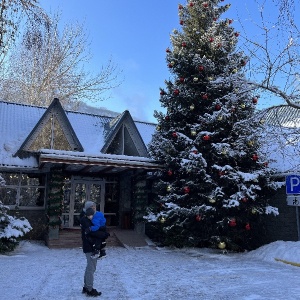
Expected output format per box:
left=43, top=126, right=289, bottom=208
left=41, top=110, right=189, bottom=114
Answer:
left=1, top=240, right=300, bottom=299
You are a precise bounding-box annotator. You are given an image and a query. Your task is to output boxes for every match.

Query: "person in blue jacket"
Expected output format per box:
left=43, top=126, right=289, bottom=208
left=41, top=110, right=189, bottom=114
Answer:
left=85, top=207, right=110, bottom=259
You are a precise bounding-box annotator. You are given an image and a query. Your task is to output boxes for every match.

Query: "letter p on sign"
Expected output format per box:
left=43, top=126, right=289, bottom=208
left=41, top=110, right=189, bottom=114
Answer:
left=286, top=175, right=300, bottom=194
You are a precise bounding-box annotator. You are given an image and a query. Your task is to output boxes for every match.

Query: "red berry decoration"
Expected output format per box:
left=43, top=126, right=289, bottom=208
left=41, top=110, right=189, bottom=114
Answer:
left=235, top=32, right=240, bottom=37
left=179, top=77, right=185, bottom=83
left=228, top=19, right=233, bottom=24
left=203, top=134, right=210, bottom=141
left=203, top=2, right=208, bottom=8
left=245, top=223, right=251, bottom=230
left=215, top=104, right=221, bottom=111
left=189, top=2, right=194, bottom=7
left=166, top=48, right=171, bottom=53
left=198, top=65, right=204, bottom=71
left=202, top=94, right=208, bottom=100
left=252, top=154, right=259, bottom=161
left=174, top=89, right=180, bottom=95
left=180, top=20, right=184, bottom=25
left=172, top=132, right=178, bottom=138
left=182, top=42, right=187, bottom=47
left=168, top=63, right=173, bottom=68
left=184, top=186, right=190, bottom=194
left=167, top=170, right=173, bottom=176
left=195, top=214, right=201, bottom=222
left=209, top=37, right=214, bottom=43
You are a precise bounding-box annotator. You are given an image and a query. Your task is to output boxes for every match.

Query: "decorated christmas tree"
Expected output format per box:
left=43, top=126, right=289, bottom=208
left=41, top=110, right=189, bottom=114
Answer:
left=146, top=0, right=278, bottom=251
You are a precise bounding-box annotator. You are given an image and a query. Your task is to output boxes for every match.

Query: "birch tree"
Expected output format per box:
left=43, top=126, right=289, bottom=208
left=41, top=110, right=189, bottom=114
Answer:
left=0, top=12, right=121, bottom=109
left=0, top=0, right=47, bottom=66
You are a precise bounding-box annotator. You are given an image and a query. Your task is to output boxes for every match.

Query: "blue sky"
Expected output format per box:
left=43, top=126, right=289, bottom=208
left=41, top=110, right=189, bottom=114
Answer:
left=38, top=0, right=290, bottom=123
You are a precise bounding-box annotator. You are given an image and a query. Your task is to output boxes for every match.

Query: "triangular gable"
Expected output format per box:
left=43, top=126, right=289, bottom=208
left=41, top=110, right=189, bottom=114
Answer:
left=102, top=110, right=149, bottom=157
left=15, top=98, right=83, bottom=156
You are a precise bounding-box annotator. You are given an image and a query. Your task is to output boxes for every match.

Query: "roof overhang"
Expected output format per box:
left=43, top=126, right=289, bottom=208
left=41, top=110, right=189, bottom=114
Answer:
left=38, top=150, right=162, bottom=174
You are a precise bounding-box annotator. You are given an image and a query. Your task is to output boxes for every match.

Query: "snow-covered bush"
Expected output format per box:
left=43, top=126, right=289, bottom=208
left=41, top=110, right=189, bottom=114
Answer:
left=0, top=174, right=32, bottom=253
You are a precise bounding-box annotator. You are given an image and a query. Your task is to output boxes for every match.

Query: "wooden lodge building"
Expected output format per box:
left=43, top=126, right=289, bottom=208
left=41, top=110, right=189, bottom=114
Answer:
left=0, top=99, right=161, bottom=247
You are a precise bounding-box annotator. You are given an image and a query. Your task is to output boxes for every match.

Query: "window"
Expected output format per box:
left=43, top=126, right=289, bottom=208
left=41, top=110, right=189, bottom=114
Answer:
left=0, top=172, right=46, bottom=209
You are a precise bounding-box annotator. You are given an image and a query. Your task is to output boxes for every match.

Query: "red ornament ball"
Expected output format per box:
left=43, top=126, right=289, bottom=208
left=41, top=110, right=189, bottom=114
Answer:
left=167, top=170, right=173, bottom=176
left=174, top=89, right=180, bottom=95
left=252, top=154, right=259, bottom=161
left=189, top=2, right=194, bottom=7
left=202, top=94, right=208, bottom=100
left=203, top=134, right=210, bottom=141
left=182, top=42, right=187, bottom=47
left=209, top=37, right=214, bottom=43
left=215, top=104, right=221, bottom=111
left=172, top=132, right=178, bottom=138
left=178, top=4, right=183, bottom=9
left=195, top=214, right=201, bottom=222
left=252, top=97, right=258, bottom=104
left=183, top=186, right=190, bottom=194
left=180, top=20, right=184, bottom=25
left=245, top=223, right=251, bottom=230
left=166, top=48, right=171, bottom=53
left=198, top=65, right=204, bottom=71
left=235, top=32, right=240, bottom=37
left=160, top=90, right=165, bottom=95
left=241, top=197, right=248, bottom=203
left=229, top=218, right=237, bottom=227
left=165, top=115, right=170, bottom=121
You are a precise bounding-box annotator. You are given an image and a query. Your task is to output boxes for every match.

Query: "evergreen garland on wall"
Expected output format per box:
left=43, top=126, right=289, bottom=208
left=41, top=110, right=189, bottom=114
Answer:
left=47, top=169, right=64, bottom=228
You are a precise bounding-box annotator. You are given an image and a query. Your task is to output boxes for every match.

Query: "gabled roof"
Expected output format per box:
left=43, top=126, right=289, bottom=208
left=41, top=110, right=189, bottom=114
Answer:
left=0, top=100, right=157, bottom=171
left=102, top=110, right=149, bottom=157
left=15, top=98, right=83, bottom=156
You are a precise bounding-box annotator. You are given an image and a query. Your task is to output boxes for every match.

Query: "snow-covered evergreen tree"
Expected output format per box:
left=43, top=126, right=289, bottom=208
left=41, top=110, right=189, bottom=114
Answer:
left=146, top=0, right=278, bottom=251
left=0, top=174, right=32, bottom=253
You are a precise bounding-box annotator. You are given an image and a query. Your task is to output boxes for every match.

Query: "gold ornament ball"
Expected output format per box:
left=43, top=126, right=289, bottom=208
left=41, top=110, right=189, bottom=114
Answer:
left=193, top=77, right=199, bottom=82
left=240, top=103, right=246, bottom=109
left=156, top=125, right=161, bottom=131
left=209, top=198, right=216, bottom=203
left=190, top=104, right=195, bottom=110
left=218, top=242, right=226, bottom=249
left=167, top=185, right=172, bottom=192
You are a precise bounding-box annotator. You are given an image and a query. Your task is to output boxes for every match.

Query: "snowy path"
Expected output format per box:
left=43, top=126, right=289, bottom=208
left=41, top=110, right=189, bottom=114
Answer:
left=0, top=241, right=299, bottom=299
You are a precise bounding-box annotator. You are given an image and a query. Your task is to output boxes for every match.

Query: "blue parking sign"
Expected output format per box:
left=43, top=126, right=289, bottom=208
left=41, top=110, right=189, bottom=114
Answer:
left=286, top=175, right=300, bottom=194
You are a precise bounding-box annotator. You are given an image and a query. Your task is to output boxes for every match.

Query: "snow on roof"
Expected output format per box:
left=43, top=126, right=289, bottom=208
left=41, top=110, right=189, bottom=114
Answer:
left=0, top=101, right=156, bottom=170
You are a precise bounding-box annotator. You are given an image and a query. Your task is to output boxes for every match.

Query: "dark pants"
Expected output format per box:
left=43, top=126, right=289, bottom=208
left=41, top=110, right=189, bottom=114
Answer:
left=87, top=226, right=109, bottom=250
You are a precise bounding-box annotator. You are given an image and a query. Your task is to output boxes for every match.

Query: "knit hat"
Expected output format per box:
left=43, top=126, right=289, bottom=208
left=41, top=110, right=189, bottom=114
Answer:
left=86, top=207, right=95, bottom=217
left=84, top=201, right=96, bottom=211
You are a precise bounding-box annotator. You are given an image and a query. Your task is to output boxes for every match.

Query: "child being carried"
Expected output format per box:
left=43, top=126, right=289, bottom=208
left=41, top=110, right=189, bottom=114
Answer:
left=85, top=207, right=110, bottom=259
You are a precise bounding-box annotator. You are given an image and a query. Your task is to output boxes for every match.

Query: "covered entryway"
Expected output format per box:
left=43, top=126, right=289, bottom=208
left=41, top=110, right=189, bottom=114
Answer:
left=62, top=176, right=105, bottom=228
